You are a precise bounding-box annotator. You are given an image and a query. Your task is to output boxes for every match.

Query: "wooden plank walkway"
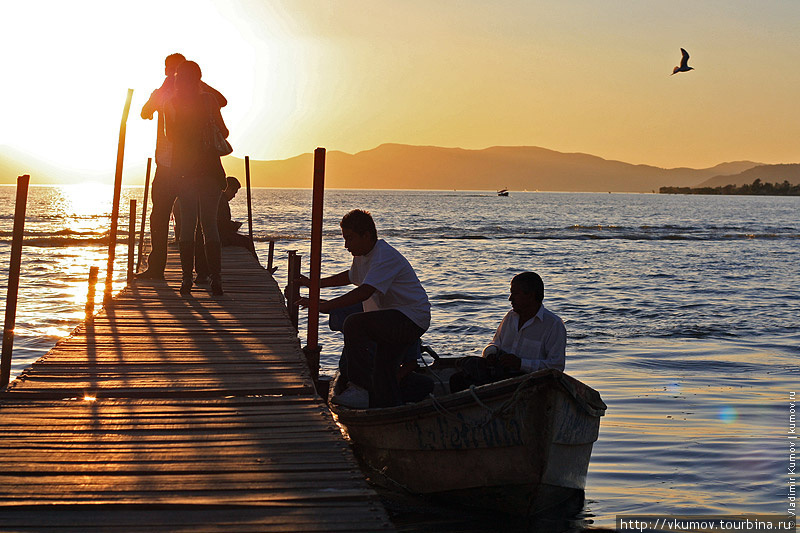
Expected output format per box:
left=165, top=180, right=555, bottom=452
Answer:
left=0, top=247, right=395, bottom=532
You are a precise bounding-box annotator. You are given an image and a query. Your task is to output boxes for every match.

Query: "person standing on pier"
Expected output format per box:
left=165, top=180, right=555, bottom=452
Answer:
left=298, top=209, right=431, bottom=409
left=165, top=60, right=230, bottom=296
left=193, top=176, right=256, bottom=285
left=137, top=53, right=227, bottom=281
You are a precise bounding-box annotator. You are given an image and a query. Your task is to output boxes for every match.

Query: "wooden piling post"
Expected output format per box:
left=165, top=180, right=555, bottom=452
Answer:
left=85, top=266, right=99, bottom=320
left=286, top=251, right=301, bottom=330
left=127, top=199, right=136, bottom=284
left=1, top=174, right=30, bottom=389
left=285, top=250, right=295, bottom=315
left=136, top=157, right=152, bottom=273
left=105, top=88, right=134, bottom=303
left=267, top=240, right=275, bottom=273
left=245, top=155, right=254, bottom=246
left=303, top=148, right=325, bottom=381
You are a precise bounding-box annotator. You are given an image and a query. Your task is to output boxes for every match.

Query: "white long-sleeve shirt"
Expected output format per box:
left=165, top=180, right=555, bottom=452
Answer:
left=487, top=305, right=566, bottom=373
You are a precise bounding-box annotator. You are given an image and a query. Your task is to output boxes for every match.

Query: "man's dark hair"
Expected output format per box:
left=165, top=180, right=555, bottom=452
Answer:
left=165, top=53, right=186, bottom=71
left=512, top=272, right=544, bottom=302
left=340, top=209, right=377, bottom=240
left=176, top=60, right=202, bottom=81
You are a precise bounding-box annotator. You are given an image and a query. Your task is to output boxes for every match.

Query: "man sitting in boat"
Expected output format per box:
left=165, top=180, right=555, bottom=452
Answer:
left=297, top=209, right=431, bottom=409
left=483, top=271, right=566, bottom=373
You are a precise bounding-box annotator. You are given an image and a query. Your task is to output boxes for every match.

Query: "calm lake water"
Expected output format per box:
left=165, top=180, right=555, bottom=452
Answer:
left=0, top=185, right=798, bottom=531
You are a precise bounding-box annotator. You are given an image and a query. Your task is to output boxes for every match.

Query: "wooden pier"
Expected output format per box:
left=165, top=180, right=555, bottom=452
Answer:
left=0, top=247, right=395, bottom=532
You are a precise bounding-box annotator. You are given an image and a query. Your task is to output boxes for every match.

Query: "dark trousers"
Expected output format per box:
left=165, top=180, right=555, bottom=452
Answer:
left=194, top=224, right=210, bottom=278
left=342, top=309, right=425, bottom=408
left=143, top=167, right=179, bottom=274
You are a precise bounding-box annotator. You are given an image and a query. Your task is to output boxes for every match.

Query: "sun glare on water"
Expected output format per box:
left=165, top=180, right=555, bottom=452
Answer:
left=59, top=182, right=114, bottom=218
left=18, top=183, right=125, bottom=332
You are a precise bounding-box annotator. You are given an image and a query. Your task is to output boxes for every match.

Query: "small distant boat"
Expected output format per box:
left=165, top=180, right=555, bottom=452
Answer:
left=329, top=361, right=606, bottom=515
left=497, top=188, right=509, bottom=196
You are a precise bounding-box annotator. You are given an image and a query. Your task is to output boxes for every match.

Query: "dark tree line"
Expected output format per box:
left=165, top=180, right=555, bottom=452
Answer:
left=660, top=179, right=800, bottom=196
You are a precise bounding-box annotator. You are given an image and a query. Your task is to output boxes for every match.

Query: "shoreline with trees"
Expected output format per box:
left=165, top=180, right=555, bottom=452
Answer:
left=660, top=179, right=800, bottom=196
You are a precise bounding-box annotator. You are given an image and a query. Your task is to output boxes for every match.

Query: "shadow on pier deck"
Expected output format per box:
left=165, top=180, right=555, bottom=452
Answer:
left=0, top=247, right=395, bottom=532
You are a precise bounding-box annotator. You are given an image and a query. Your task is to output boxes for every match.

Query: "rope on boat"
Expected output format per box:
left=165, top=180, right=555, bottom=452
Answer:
left=428, top=392, right=491, bottom=427
left=469, top=385, right=496, bottom=413
left=427, top=376, right=534, bottom=428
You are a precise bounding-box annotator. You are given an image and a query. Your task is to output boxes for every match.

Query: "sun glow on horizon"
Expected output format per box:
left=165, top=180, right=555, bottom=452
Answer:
left=1, top=0, right=306, bottom=182
left=3, top=0, right=800, bottom=183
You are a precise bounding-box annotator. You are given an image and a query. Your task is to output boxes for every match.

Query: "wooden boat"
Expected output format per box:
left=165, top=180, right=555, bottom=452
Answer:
left=497, top=188, right=509, bottom=196
left=328, top=359, right=606, bottom=515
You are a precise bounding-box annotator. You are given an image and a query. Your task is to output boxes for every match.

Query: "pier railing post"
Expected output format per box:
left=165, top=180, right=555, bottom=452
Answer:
left=286, top=251, right=301, bottom=330
left=127, top=199, right=136, bottom=284
left=136, top=157, right=152, bottom=273
left=105, top=88, right=134, bottom=303
left=1, top=174, right=30, bottom=389
left=303, top=147, right=325, bottom=382
left=267, top=240, right=275, bottom=274
left=86, top=266, right=99, bottom=321
left=245, top=156, right=254, bottom=248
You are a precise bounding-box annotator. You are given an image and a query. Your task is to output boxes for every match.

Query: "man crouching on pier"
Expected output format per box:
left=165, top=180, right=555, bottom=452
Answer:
left=297, top=209, right=430, bottom=409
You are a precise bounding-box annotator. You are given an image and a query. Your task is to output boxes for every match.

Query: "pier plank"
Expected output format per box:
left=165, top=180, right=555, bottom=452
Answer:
left=0, top=247, right=394, bottom=531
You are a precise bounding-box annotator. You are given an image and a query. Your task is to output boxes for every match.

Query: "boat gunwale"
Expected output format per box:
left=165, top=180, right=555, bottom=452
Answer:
left=330, top=367, right=606, bottom=424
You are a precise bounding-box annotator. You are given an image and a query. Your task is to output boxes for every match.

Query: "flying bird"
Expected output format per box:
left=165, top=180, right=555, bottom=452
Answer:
left=672, top=48, right=694, bottom=75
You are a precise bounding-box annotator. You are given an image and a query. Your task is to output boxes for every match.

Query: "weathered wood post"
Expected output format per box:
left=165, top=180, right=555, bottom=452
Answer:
left=1, top=174, right=30, bottom=389
left=86, top=266, right=99, bottom=321
left=245, top=155, right=254, bottom=247
left=303, top=148, right=325, bottom=382
left=136, top=157, right=152, bottom=273
left=285, top=251, right=301, bottom=330
left=127, top=199, right=136, bottom=284
left=105, top=88, right=134, bottom=303
left=267, top=240, right=275, bottom=273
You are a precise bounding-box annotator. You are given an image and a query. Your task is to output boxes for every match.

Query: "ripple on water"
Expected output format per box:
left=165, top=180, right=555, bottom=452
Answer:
left=1, top=188, right=797, bottom=529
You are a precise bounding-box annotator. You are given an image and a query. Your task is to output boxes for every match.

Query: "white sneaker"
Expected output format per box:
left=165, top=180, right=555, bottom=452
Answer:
left=331, top=384, right=369, bottom=409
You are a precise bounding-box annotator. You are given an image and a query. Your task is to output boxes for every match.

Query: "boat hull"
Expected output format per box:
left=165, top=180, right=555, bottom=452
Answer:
left=330, top=367, right=605, bottom=515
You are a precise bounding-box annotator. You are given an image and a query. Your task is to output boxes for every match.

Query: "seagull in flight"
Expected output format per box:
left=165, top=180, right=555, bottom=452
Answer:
left=672, top=48, right=694, bottom=75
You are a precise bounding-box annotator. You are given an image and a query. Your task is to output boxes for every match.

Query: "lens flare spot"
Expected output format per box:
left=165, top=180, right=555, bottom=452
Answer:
left=719, top=406, right=738, bottom=423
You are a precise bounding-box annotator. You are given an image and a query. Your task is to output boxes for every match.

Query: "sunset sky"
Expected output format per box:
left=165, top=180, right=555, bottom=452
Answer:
left=2, top=0, right=800, bottom=183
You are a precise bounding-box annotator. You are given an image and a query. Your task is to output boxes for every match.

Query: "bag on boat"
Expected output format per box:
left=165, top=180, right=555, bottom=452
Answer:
left=449, top=355, right=524, bottom=393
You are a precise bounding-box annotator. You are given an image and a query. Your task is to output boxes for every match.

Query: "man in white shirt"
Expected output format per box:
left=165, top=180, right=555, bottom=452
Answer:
left=483, top=272, right=566, bottom=373
left=298, top=209, right=431, bottom=408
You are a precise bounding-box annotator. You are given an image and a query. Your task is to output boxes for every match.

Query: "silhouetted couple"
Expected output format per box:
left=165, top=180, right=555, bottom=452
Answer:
left=138, top=53, right=230, bottom=296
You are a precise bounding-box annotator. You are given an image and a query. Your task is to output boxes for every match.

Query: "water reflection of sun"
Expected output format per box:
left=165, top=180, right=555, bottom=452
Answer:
left=59, top=183, right=114, bottom=218
left=30, top=184, right=126, bottom=334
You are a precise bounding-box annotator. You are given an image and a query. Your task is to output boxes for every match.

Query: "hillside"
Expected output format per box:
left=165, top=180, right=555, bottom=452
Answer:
left=695, top=163, right=800, bottom=188
left=3, top=143, right=763, bottom=192
left=222, top=144, right=760, bottom=192
left=0, top=145, right=104, bottom=184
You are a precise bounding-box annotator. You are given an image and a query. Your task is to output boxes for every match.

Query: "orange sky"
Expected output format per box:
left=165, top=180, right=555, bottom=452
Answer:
left=2, top=0, right=800, bottom=183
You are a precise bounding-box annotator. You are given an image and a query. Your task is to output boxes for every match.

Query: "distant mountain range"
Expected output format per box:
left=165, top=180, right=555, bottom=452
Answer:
left=222, top=144, right=765, bottom=192
left=3, top=142, right=799, bottom=192
left=0, top=145, right=97, bottom=185
left=696, top=163, right=800, bottom=188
